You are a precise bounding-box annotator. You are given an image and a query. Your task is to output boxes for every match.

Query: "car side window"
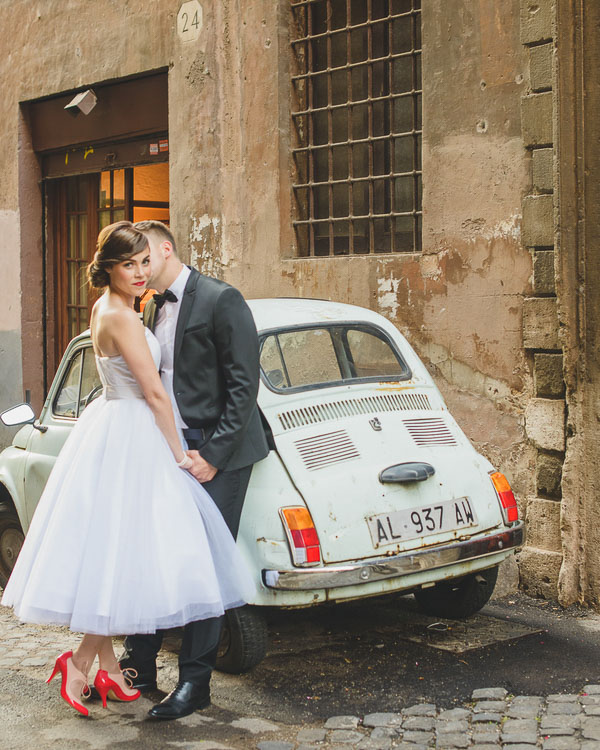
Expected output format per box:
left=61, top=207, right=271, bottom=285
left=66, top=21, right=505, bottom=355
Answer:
left=260, top=335, right=287, bottom=388
left=53, top=350, right=83, bottom=418
left=345, top=328, right=407, bottom=378
left=53, top=347, right=102, bottom=419
left=260, top=323, right=410, bottom=392
left=279, top=329, right=341, bottom=387
left=261, top=329, right=342, bottom=389
left=79, top=348, right=103, bottom=412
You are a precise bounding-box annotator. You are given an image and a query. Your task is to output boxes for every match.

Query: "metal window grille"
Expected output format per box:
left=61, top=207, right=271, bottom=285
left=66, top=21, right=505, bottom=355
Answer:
left=291, top=0, right=422, bottom=256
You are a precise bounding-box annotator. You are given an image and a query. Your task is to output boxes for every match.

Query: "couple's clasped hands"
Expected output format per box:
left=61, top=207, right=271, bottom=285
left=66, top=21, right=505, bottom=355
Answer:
left=185, top=451, right=218, bottom=483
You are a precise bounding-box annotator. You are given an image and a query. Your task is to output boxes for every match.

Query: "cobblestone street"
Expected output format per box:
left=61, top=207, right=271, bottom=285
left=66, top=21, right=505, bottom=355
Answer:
left=3, top=603, right=600, bottom=750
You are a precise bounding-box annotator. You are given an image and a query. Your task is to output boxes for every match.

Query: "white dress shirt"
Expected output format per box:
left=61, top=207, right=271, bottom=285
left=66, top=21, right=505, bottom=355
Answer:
left=153, top=265, right=191, bottom=430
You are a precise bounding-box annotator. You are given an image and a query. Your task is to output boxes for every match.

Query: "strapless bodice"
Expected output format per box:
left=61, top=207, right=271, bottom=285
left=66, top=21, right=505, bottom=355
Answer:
left=96, top=327, right=161, bottom=400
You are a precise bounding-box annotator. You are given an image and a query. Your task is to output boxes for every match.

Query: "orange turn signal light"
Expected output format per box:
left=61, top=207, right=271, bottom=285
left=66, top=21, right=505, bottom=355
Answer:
left=279, top=507, right=321, bottom=566
left=490, top=471, right=519, bottom=523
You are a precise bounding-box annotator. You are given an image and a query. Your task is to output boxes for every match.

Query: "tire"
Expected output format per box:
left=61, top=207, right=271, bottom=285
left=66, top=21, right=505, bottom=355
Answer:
left=216, top=606, right=268, bottom=674
left=0, top=503, right=24, bottom=589
left=413, top=566, right=499, bottom=619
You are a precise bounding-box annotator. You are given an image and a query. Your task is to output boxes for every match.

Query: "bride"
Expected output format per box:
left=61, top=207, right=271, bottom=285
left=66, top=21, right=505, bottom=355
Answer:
left=1, top=221, right=253, bottom=716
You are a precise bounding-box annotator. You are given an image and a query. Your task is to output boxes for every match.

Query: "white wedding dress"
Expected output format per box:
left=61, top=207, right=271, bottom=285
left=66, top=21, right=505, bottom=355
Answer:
left=1, top=328, right=254, bottom=635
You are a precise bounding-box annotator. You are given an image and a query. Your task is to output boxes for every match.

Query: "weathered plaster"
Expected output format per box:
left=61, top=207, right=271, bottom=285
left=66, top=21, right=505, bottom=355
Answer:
left=189, top=214, right=223, bottom=277
left=0, top=0, right=547, bottom=605
left=554, top=0, right=600, bottom=608
left=0, top=331, right=23, bottom=448
left=0, top=210, right=21, bottom=332
left=0, top=207, right=25, bottom=440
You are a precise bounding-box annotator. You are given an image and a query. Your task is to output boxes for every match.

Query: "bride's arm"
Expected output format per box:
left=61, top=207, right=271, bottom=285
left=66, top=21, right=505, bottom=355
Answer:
left=107, top=309, right=188, bottom=466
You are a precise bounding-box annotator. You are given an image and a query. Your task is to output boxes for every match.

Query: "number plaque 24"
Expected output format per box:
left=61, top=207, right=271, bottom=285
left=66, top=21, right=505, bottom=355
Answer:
left=177, top=1, right=203, bottom=42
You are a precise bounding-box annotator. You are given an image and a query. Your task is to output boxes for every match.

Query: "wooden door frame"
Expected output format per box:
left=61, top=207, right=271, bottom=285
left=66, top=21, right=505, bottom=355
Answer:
left=46, top=169, right=137, bottom=368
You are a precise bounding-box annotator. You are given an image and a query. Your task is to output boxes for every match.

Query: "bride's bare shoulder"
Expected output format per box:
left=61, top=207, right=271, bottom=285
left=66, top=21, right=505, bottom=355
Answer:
left=93, top=301, right=142, bottom=357
left=95, top=299, right=139, bottom=329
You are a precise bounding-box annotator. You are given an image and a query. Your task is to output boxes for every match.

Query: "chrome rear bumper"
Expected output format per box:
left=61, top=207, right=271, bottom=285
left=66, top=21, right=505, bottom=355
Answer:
left=263, top=522, right=525, bottom=591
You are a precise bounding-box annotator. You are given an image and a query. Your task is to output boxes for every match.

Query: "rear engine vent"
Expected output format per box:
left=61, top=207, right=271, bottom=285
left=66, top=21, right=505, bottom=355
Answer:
left=295, top=429, right=360, bottom=471
left=278, top=392, right=432, bottom=431
left=403, top=418, right=457, bottom=447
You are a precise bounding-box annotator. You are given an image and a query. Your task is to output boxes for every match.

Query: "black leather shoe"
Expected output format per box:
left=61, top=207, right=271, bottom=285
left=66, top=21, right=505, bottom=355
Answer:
left=147, top=681, right=210, bottom=720
left=118, top=658, right=157, bottom=692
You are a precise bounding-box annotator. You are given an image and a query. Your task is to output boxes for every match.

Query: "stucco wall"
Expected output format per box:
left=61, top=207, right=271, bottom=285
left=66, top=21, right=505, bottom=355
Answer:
left=1, top=1, right=535, bottom=590
left=222, top=0, right=534, bottom=497
left=555, top=0, right=600, bottom=607
left=0, top=210, right=23, bottom=447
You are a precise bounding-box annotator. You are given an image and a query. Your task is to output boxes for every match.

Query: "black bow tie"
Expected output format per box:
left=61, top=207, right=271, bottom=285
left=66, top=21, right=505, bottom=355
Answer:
left=153, top=289, right=178, bottom=310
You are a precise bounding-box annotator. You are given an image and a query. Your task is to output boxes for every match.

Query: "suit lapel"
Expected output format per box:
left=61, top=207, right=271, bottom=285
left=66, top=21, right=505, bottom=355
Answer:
left=173, top=267, right=198, bottom=364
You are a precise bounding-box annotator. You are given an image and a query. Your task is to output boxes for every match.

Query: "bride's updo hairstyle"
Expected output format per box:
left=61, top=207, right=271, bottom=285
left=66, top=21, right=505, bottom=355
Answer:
left=87, top=220, right=150, bottom=289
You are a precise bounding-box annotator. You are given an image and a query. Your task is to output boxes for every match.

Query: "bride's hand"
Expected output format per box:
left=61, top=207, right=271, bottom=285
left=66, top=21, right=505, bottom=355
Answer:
left=186, top=450, right=218, bottom=483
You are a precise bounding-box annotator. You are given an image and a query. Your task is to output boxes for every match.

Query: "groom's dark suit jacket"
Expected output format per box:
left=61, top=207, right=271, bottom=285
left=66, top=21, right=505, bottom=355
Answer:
left=144, top=267, right=269, bottom=472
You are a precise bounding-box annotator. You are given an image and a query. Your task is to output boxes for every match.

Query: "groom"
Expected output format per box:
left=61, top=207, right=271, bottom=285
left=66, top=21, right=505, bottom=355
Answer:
left=121, top=220, right=269, bottom=720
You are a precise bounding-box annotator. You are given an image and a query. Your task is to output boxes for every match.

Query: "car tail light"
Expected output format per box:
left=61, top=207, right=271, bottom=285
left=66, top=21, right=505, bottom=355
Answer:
left=490, top=471, right=519, bottom=523
left=279, top=507, right=321, bottom=567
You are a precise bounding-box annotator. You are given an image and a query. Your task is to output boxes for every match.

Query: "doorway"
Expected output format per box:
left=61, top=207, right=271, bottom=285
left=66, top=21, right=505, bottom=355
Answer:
left=47, top=162, right=169, bottom=361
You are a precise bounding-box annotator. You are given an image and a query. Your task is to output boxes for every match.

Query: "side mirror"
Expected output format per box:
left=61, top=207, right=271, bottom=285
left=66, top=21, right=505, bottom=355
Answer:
left=0, top=403, right=36, bottom=427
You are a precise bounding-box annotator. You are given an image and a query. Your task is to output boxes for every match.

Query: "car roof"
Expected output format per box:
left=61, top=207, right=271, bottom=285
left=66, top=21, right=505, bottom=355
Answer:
left=72, top=299, right=393, bottom=340
left=247, top=298, right=390, bottom=333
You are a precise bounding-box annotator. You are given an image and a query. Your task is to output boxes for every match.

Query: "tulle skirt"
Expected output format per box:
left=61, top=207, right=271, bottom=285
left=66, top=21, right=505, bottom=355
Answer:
left=1, top=394, right=254, bottom=635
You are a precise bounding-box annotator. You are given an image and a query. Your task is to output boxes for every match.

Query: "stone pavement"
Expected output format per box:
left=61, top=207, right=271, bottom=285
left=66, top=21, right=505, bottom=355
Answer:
left=256, top=688, right=600, bottom=750
left=2, top=607, right=600, bottom=749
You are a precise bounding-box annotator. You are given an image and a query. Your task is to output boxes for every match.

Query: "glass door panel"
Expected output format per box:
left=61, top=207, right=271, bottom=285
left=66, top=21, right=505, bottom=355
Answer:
left=132, top=163, right=170, bottom=224
left=64, top=174, right=94, bottom=342
left=50, top=163, right=169, bottom=359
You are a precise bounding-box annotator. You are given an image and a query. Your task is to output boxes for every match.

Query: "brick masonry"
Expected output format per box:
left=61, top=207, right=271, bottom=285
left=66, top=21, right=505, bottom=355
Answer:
left=536, top=452, right=564, bottom=498
left=534, top=353, right=565, bottom=398
left=532, top=148, right=554, bottom=192
left=533, top=251, right=556, bottom=295
left=521, top=0, right=554, bottom=44
left=520, top=0, right=565, bottom=597
left=530, top=43, right=553, bottom=91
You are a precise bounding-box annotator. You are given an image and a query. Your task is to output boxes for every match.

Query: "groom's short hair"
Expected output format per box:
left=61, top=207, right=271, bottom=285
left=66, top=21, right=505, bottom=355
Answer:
left=134, top=220, right=178, bottom=256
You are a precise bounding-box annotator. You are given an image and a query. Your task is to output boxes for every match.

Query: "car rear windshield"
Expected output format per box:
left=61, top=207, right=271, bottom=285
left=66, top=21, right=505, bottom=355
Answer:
left=259, top=323, right=411, bottom=392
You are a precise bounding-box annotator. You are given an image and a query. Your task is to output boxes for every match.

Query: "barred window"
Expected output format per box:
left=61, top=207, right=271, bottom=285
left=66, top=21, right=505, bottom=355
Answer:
left=291, top=0, right=422, bottom=256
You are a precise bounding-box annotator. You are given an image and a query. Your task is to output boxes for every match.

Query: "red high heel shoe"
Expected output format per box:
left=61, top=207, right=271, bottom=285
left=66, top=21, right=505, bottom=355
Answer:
left=47, top=650, right=91, bottom=716
left=94, top=668, right=141, bottom=708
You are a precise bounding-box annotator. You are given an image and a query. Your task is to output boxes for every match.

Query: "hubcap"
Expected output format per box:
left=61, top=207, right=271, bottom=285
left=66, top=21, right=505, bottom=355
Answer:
left=1, top=527, right=24, bottom=570
left=217, top=621, right=231, bottom=658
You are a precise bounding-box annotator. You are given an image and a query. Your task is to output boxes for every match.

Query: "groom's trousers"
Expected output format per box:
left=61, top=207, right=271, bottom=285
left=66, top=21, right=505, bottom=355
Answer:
left=123, top=464, right=252, bottom=686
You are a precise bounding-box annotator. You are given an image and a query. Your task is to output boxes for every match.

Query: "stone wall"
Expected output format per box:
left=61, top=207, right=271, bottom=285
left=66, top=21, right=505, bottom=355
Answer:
left=554, top=0, right=600, bottom=607
left=517, top=0, right=565, bottom=598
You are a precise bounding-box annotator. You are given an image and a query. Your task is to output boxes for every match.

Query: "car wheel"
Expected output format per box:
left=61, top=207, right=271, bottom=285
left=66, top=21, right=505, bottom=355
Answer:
left=413, top=566, right=499, bottom=619
left=0, top=503, right=24, bottom=589
left=216, top=606, right=268, bottom=674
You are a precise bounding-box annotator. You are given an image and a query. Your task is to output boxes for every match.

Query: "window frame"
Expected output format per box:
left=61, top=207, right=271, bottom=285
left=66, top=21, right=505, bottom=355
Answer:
left=259, top=321, right=412, bottom=394
left=52, top=344, right=101, bottom=420
left=52, top=345, right=86, bottom=420
left=290, top=0, right=423, bottom=257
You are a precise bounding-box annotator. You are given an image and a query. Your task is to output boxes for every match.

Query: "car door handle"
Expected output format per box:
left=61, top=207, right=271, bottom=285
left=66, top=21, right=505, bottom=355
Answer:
left=378, top=462, right=435, bottom=483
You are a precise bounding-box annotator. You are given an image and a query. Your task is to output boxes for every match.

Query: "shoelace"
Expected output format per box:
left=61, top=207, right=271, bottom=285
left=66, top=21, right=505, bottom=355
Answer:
left=74, top=673, right=92, bottom=701
left=121, top=667, right=138, bottom=689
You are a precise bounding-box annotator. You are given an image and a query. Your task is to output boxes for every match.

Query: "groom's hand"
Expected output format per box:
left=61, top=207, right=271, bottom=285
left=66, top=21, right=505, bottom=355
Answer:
left=186, top=450, right=218, bottom=483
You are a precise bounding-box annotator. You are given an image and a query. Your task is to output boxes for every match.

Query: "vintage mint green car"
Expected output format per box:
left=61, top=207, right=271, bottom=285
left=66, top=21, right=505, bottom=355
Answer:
left=0, top=299, right=524, bottom=672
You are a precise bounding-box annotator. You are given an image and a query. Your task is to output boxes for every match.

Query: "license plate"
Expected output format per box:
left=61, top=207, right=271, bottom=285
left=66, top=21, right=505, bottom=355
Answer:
left=366, top=497, right=478, bottom=548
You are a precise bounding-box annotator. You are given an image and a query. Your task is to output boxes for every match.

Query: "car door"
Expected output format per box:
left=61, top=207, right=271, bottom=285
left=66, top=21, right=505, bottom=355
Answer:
left=23, top=344, right=101, bottom=524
